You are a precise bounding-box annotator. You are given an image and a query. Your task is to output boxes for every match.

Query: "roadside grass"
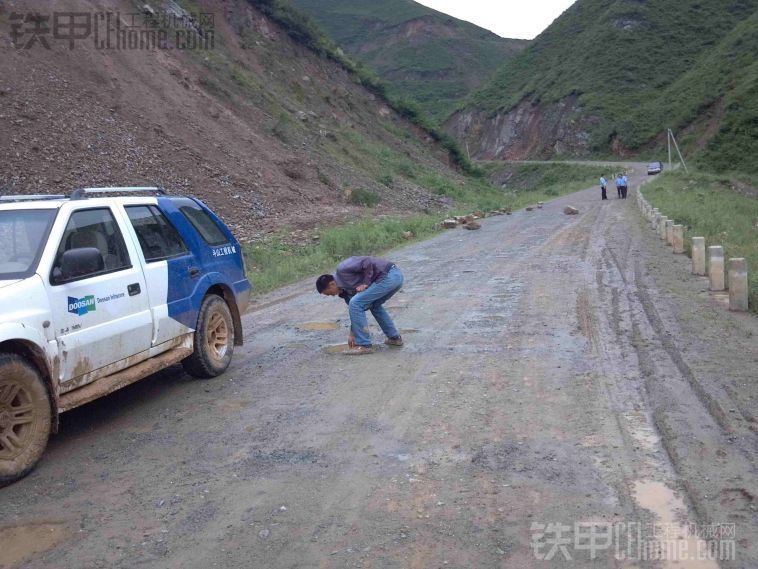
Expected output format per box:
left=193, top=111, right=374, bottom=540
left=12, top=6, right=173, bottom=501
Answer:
left=640, top=170, right=758, bottom=311
left=244, top=162, right=601, bottom=294
left=243, top=216, right=440, bottom=294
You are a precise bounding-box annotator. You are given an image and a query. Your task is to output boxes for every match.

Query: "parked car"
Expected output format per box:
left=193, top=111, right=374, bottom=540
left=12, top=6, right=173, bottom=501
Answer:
left=0, top=187, right=251, bottom=486
left=647, top=161, right=663, bottom=175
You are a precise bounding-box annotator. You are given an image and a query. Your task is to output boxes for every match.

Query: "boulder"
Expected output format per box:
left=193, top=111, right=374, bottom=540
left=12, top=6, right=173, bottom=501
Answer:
left=455, top=216, right=467, bottom=224
left=525, top=206, right=534, bottom=212
left=402, top=231, right=414, bottom=239
left=537, top=202, right=544, bottom=209
left=442, top=219, right=457, bottom=229
left=464, top=214, right=476, bottom=224
left=473, top=211, right=485, bottom=218
left=564, top=206, right=579, bottom=215
left=463, top=221, right=481, bottom=230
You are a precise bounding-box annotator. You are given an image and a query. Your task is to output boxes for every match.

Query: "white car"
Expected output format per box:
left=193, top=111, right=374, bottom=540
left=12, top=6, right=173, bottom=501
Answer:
left=0, top=188, right=251, bottom=486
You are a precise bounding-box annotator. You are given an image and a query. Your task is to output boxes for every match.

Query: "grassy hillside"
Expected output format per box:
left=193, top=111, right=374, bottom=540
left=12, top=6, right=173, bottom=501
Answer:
left=463, top=0, right=758, bottom=172
left=289, top=0, right=528, bottom=122
left=641, top=171, right=758, bottom=310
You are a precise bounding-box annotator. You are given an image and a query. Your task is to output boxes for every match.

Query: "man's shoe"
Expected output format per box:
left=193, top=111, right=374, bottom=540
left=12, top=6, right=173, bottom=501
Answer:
left=344, top=346, right=375, bottom=355
left=384, top=336, right=404, bottom=347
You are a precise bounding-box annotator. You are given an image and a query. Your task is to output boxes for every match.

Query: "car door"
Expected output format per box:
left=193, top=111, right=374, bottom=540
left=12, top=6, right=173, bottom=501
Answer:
left=44, top=205, right=153, bottom=384
left=121, top=203, right=197, bottom=347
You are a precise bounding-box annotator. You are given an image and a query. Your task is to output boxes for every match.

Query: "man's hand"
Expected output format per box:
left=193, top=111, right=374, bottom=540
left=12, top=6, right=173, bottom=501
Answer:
left=348, top=331, right=356, bottom=348
left=356, top=284, right=368, bottom=292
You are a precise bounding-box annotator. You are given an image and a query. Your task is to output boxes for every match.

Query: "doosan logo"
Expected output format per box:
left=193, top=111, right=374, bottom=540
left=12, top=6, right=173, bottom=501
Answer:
left=68, top=295, right=96, bottom=316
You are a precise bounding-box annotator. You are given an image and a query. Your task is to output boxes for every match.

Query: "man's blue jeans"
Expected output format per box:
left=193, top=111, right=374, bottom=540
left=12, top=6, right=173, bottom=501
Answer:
left=349, top=266, right=404, bottom=347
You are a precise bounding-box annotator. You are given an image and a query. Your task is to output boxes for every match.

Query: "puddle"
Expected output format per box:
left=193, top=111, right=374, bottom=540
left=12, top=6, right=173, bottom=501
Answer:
left=297, top=322, right=339, bottom=331
left=218, top=399, right=252, bottom=413
left=632, top=480, right=721, bottom=569
left=622, top=411, right=660, bottom=453
left=0, top=522, right=69, bottom=567
left=322, top=344, right=350, bottom=354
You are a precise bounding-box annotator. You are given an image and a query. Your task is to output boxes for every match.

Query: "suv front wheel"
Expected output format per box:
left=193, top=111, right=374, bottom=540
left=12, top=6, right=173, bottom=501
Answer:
left=182, top=295, right=235, bottom=379
left=0, top=353, right=52, bottom=487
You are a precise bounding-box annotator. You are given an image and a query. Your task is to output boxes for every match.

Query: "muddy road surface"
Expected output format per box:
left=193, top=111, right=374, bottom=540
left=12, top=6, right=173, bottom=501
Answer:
left=2, top=165, right=756, bottom=568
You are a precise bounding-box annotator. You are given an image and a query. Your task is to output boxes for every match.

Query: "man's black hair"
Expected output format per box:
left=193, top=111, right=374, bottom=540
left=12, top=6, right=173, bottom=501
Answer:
left=316, top=274, right=335, bottom=293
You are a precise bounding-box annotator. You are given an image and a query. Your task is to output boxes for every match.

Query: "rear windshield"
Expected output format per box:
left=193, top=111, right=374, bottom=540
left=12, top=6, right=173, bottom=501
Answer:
left=172, top=198, right=228, bottom=246
left=0, top=210, right=56, bottom=279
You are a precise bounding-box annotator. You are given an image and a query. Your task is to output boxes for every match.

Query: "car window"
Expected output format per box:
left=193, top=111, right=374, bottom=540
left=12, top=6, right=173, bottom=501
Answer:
left=0, top=210, right=55, bottom=279
left=173, top=199, right=228, bottom=245
left=126, top=205, right=189, bottom=262
left=52, top=208, right=131, bottom=284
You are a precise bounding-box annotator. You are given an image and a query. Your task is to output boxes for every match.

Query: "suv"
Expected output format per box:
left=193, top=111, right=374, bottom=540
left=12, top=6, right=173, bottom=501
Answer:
left=647, top=161, right=663, bottom=175
left=0, top=187, right=251, bottom=485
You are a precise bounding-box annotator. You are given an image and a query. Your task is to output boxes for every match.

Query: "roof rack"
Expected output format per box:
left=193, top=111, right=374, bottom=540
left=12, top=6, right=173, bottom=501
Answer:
left=0, top=195, right=67, bottom=202
left=71, top=186, right=166, bottom=200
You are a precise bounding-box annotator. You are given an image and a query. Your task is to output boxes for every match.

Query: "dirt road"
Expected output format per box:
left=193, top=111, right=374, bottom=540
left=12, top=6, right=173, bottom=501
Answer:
left=1, top=165, right=756, bottom=568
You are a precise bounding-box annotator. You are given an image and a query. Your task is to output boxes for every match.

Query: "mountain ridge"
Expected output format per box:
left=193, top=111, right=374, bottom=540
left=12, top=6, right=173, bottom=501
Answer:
left=289, top=0, right=528, bottom=122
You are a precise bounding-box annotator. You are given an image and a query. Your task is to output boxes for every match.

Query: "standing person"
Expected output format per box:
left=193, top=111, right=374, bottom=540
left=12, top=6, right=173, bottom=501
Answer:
left=600, top=175, right=608, bottom=200
left=615, top=174, right=624, bottom=199
left=621, top=173, right=629, bottom=199
left=316, top=256, right=404, bottom=355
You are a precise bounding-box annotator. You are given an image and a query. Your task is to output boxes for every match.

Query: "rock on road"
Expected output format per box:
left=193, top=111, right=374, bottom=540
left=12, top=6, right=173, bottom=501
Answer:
left=2, top=164, right=757, bottom=568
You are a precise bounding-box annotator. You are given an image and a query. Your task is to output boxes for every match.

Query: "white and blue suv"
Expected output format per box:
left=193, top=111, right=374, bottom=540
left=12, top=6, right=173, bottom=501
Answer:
left=0, top=187, right=251, bottom=485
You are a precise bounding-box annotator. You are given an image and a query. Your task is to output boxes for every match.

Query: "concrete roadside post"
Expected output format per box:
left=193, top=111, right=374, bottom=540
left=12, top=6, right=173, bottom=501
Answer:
left=708, top=246, right=725, bottom=291
left=728, top=258, right=749, bottom=311
left=652, top=209, right=660, bottom=229
left=672, top=225, right=684, bottom=253
left=659, top=217, right=668, bottom=240
left=665, top=219, right=674, bottom=245
left=691, top=237, right=706, bottom=275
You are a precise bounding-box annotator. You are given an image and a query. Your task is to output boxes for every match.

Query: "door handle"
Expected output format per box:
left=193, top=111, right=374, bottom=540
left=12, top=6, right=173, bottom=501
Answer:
left=128, top=283, right=141, bottom=296
left=189, top=267, right=201, bottom=278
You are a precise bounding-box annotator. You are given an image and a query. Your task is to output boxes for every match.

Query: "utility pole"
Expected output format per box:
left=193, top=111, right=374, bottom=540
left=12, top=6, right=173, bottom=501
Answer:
left=667, top=128, right=688, bottom=173
left=667, top=129, right=673, bottom=171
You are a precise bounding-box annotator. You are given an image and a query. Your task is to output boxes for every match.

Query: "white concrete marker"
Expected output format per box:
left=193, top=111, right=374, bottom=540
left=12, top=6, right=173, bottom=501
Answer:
left=665, top=219, right=674, bottom=245
left=708, top=246, right=725, bottom=291
left=672, top=225, right=684, bottom=253
left=728, top=258, right=749, bottom=311
left=659, top=217, right=669, bottom=240
left=691, top=237, right=706, bottom=275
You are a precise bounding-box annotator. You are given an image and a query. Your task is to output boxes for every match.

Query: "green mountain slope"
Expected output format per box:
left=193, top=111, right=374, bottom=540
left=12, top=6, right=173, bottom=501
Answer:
left=289, top=0, right=528, bottom=122
left=449, top=0, right=758, bottom=173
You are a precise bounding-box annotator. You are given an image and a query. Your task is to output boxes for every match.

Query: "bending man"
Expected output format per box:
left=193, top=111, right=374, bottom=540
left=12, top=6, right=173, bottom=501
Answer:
left=317, top=256, right=404, bottom=355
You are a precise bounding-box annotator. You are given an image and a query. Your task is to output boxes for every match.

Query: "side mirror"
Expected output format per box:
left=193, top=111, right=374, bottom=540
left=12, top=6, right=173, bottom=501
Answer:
left=59, top=247, right=104, bottom=281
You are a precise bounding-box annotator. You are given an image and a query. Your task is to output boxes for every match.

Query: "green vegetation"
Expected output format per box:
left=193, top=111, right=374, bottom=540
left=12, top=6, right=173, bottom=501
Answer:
left=641, top=171, right=758, bottom=311
left=244, top=215, right=441, bottom=293
left=349, top=188, right=382, bottom=207
left=289, top=0, right=528, bottom=122
left=245, top=162, right=602, bottom=293
left=465, top=0, right=758, bottom=172
left=248, top=0, right=478, bottom=172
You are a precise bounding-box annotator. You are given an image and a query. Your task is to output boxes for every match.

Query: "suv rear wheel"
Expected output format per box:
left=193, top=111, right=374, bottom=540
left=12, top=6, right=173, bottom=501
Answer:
left=182, top=295, right=235, bottom=379
left=0, top=353, right=52, bottom=487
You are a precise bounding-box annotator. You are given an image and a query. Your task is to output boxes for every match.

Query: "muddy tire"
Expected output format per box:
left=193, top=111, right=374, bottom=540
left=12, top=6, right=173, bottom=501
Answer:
left=0, top=354, right=52, bottom=487
left=182, top=294, right=235, bottom=379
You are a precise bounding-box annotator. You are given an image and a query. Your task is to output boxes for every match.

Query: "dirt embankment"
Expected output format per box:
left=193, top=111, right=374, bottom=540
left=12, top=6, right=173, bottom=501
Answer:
left=0, top=0, right=455, bottom=241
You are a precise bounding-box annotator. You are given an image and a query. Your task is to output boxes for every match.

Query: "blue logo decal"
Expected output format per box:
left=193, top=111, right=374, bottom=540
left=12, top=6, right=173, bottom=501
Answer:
left=68, top=295, right=96, bottom=316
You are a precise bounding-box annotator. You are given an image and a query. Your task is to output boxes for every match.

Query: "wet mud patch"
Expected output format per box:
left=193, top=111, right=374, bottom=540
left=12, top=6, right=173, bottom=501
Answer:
left=322, top=343, right=349, bottom=354
left=297, top=322, right=339, bottom=331
left=0, top=522, right=69, bottom=567
left=237, top=448, right=329, bottom=477
left=468, top=440, right=602, bottom=491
